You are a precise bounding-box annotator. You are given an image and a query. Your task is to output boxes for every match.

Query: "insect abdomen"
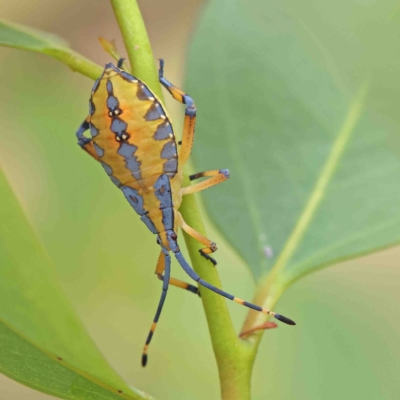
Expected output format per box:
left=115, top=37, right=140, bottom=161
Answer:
left=89, top=64, right=179, bottom=191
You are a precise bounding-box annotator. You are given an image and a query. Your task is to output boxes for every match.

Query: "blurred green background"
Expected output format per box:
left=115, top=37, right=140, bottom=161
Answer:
left=1, top=0, right=400, bottom=399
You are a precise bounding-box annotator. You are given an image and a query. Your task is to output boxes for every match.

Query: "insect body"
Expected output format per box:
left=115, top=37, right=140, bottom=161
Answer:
left=76, top=59, right=295, bottom=366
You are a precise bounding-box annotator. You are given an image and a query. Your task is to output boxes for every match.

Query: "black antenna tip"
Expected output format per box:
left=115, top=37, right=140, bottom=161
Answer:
left=141, top=354, right=148, bottom=367
left=274, top=314, right=296, bottom=326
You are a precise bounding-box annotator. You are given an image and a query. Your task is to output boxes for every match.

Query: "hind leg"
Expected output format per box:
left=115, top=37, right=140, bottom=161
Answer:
left=155, top=250, right=200, bottom=296
left=142, top=250, right=171, bottom=366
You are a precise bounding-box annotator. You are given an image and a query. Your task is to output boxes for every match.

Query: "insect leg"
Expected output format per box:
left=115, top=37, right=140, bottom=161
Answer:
left=155, top=250, right=200, bottom=296
left=174, top=251, right=296, bottom=326
left=177, top=212, right=218, bottom=266
left=142, top=250, right=171, bottom=367
left=76, top=116, right=100, bottom=162
left=181, top=169, right=230, bottom=195
left=158, top=59, right=196, bottom=167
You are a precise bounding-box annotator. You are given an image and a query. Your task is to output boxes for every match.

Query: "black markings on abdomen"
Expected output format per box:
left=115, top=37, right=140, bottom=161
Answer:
left=111, top=118, right=129, bottom=142
left=154, top=121, right=173, bottom=141
left=144, top=102, right=166, bottom=121
left=117, top=142, right=142, bottom=181
left=153, top=174, right=174, bottom=231
left=161, top=140, right=177, bottom=159
left=100, top=161, right=122, bottom=187
left=106, top=79, right=122, bottom=117
left=111, top=118, right=127, bottom=135
left=153, top=174, right=173, bottom=209
left=93, top=142, right=104, bottom=157
left=137, top=84, right=154, bottom=101
left=121, top=186, right=146, bottom=215
left=160, top=140, right=178, bottom=176
left=89, top=98, right=96, bottom=115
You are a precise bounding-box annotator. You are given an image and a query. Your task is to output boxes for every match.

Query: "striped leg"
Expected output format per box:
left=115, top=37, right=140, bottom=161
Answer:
left=177, top=212, right=218, bottom=266
left=156, top=250, right=200, bottom=296
left=76, top=116, right=100, bottom=162
left=142, top=250, right=171, bottom=367
left=159, top=59, right=196, bottom=167
left=181, top=169, right=230, bottom=196
left=174, top=251, right=296, bottom=326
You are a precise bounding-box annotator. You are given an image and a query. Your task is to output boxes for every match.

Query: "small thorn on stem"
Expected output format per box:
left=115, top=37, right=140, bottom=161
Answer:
left=239, top=321, right=278, bottom=338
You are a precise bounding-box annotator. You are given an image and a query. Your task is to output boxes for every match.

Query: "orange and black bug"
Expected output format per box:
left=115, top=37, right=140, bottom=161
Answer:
left=76, top=59, right=295, bottom=366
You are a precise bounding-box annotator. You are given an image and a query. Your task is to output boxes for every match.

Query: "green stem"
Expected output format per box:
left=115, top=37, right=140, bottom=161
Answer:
left=180, top=177, right=254, bottom=400
left=43, top=48, right=103, bottom=79
left=111, top=1, right=255, bottom=398
left=0, top=19, right=102, bottom=80
left=110, top=0, right=163, bottom=100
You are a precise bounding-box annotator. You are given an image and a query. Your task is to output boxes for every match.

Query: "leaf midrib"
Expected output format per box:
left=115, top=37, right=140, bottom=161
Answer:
left=268, top=82, right=370, bottom=282
left=283, top=214, right=400, bottom=285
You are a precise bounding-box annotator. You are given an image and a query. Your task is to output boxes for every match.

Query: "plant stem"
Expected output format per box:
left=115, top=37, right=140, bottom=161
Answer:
left=110, top=0, right=163, bottom=100
left=180, top=178, right=254, bottom=400
left=45, top=48, right=103, bottom=79
left=111, top=1, right=256, bottom=398
left=0, top=19, right=102, bottom=80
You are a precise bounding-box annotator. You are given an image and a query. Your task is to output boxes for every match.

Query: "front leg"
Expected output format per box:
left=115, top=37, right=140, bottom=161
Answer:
left=76, top=116, right=100, bottom=162
left=159, top=59, right=196, bottom=167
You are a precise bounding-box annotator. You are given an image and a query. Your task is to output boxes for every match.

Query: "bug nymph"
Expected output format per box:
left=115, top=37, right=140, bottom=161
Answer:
left=76, top=59, right=295, bottom=366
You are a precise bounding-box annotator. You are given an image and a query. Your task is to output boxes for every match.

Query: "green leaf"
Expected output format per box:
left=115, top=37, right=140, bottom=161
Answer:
left=0, top=168, right=153, bottom=400
left=0, top=19, right=102, bottom=80
left=186, top=0, right=400, bottom=284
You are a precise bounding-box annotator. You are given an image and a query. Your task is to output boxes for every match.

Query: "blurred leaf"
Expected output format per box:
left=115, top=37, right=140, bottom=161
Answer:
left=186, top=0, right=400, bottom=284
left=0, top=19, right=102, bottom=79
left=0, top=168, right=152, bottom=400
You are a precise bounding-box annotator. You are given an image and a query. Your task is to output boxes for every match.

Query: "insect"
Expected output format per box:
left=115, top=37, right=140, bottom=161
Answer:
left=76, top=59, right=295, bottom=366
